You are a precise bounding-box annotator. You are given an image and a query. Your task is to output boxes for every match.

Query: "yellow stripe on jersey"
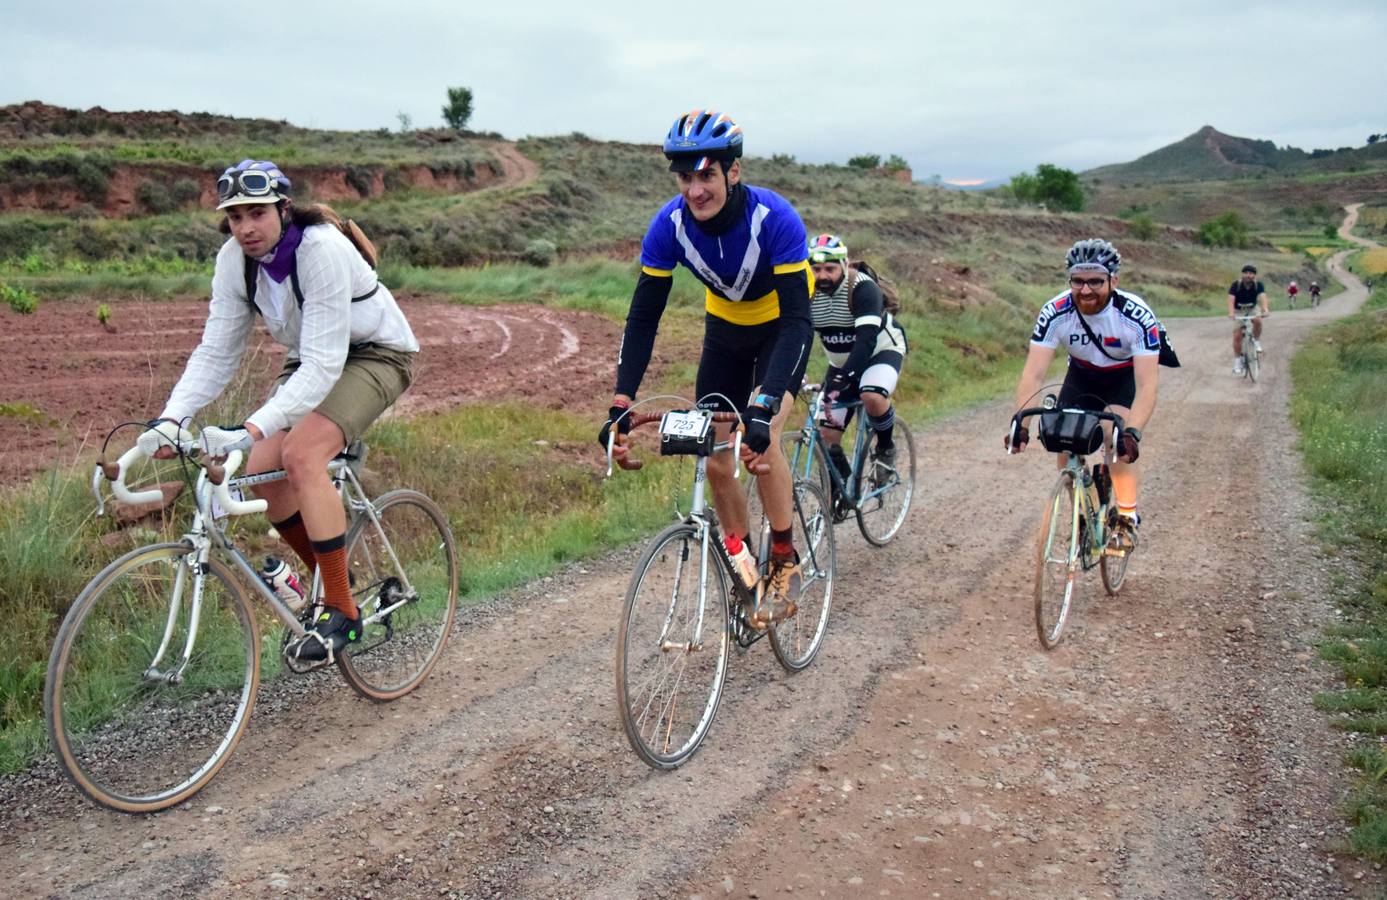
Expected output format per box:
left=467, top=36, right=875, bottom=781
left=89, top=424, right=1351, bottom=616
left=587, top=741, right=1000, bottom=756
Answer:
left=641, top=265, right=674, bottom=278
left=773, top=260, right=813, bottom=295
left=706, top=289, right=780, bottom=325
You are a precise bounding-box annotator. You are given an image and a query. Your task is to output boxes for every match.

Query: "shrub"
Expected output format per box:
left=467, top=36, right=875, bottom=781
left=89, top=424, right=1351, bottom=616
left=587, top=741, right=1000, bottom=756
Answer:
left=171, top=178, right=201, bottom=206
left=524, top=238, right=557, bottom=267
left=345, top=165, right=376, bottom=198
left=72, top=160, right=111, bottom=204
left=847, top=154, right=880, bottom=169
left=1009, top=163, right=1084, bottom=212
left=1127, top=214, right=1157, bottom=240
left=883, top=154, right=910, bottom=172
left=1197, top=212, right=1251, bottom=248
left=1326, top=223, right=1341, bottom=240
left=136, top=180, right=176, bottom=215
left=1, top=283, right=38, bottom=315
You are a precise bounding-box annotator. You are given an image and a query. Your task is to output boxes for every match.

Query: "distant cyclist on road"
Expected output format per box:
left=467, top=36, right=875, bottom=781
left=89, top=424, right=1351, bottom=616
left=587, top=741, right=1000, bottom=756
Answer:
left=1006, top=239, right=1159, bottom=542
left=1227, top=264, right=1269, bottom=375
left=600, top=110, right=813, bottom=629
left=1286, top=279, right=1299, bottom=308
left=138, top=159, right=419, bottom=662
left=1309, top=280, right=1321, bottom=307
left=805, top=233, right=908, bottom=483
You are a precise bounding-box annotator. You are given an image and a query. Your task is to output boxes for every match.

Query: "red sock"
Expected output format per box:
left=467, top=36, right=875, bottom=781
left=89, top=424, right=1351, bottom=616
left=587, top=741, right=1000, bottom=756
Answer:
left=271, top=512, right=317, bottom=575
left=311, top=534, right=356, bottom=620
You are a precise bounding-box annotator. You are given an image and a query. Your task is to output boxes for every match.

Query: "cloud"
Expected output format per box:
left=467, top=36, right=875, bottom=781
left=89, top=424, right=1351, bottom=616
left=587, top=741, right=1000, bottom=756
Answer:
left=5, top=0, right=1385, bottom=178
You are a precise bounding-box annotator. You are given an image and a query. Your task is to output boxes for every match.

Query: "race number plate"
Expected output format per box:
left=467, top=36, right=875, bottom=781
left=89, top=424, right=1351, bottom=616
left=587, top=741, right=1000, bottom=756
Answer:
left=659, top=409, right=714, bottom=457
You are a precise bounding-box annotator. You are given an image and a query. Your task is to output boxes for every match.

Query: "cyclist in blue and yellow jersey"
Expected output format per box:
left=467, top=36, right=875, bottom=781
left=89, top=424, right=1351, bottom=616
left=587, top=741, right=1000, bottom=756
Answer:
left=1006, top=239, right=1159, bottom=545
left=600, top=109, right=813, bottom=628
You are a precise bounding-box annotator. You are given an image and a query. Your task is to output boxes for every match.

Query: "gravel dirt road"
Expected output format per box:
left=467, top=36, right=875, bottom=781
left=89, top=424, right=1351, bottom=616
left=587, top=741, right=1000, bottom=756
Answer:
left=1, top=208, right=1380, bottom=899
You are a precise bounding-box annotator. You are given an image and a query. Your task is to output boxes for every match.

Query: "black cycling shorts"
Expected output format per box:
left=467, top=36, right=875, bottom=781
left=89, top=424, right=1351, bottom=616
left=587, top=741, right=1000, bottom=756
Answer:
left=695, top=314, right=809, bottom=414
left=1059, top=361, right=1135, bottom=411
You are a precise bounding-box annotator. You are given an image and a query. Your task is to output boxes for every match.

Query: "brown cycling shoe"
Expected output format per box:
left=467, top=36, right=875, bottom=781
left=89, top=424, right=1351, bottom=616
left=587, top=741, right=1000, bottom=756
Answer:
left=751, top=551, right=801, bottom=628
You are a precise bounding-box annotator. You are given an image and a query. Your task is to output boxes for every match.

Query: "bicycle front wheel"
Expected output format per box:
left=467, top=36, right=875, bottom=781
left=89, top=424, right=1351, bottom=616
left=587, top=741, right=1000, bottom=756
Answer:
left=1034, top=472, right=1081, bottom=650
left=770, top=481, right=836, bottom=672
left=337, top=490, right=459, bottom=702
left=616, top=523, right=730, bottom=769
left=855, top=420, right=917, bottom=546
left=1244, top=341, right=1260, bottom=383
left=45, top=543, right=259, bottom=813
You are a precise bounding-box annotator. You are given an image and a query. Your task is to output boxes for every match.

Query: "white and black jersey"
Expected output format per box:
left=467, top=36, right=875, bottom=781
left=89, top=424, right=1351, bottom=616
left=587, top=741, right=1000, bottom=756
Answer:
left=1031, top=289, right=1160, bottom=370
left=810, top=271, right=907, bottom=370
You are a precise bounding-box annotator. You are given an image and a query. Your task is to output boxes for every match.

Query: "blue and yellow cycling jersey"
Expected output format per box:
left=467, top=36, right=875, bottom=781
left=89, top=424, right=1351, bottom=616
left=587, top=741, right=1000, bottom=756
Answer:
left=640, top=184, right=810, bottom=326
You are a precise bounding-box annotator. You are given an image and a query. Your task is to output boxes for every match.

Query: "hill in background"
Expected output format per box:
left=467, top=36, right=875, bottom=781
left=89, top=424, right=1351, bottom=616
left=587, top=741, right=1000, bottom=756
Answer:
left=1085, top=125, right=1387, bottom=185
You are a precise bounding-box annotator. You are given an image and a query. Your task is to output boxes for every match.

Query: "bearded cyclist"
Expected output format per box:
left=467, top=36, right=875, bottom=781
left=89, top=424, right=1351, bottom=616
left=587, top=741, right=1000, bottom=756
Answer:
left=1006, top=239, right=1159, bottom=542
left=138, top=160, right=419, bottom=662
left=600, top=110, right=813, bottom=628
left=1227, top=263, right=1268, bottom=374
left=806, top=233, right=908, bottom=486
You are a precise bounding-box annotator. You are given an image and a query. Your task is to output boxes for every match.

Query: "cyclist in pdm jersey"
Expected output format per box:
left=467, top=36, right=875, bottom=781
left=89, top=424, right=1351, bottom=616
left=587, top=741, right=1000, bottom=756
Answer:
left=600, top=110, right=813, bottom=628
left=1006, top=239, right=1159, bottom=541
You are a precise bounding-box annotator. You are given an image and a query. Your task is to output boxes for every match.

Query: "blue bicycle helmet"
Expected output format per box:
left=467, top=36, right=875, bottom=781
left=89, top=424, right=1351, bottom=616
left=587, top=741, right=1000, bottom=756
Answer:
left=663, top=109, right=744, bottom=173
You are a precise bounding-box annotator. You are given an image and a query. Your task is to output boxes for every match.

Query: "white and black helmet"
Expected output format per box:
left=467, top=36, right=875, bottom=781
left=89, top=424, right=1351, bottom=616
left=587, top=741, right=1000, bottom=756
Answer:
left=1065, top=238, right=1121, bottom=275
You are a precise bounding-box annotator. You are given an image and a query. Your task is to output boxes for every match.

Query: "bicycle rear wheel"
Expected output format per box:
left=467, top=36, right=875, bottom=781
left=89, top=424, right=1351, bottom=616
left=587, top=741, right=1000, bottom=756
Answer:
left=770, top=481, right=836, bottom=672
left=45, top=543, right=259, bottom=812
left=855, top=420, right=917, bottom=546
left=1034, top=472, right=1081, bottom=650
left=746, top=430, right=831, bottom=554
left=337, top=490, right=459, bottom=701
left=616, top=523, right=730, bottom=769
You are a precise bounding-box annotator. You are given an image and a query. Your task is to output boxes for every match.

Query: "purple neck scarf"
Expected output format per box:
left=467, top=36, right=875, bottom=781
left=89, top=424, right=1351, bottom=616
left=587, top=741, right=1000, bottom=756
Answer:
left=258, top=223, right=303, bottom=283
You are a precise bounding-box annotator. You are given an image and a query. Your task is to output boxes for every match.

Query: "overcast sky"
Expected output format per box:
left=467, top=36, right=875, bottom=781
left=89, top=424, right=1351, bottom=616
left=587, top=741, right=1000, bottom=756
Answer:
left=6, top=0, right=1385, bottom=181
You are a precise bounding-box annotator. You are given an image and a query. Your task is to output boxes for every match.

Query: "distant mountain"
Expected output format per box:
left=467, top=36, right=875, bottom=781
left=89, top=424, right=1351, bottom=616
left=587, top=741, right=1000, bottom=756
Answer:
left=1084, top=125, right=1387, bottom=183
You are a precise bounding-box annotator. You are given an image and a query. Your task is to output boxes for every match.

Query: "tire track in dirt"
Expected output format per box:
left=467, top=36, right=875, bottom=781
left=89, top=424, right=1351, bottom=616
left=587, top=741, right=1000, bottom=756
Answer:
left=0, top=209, right=1379, bottom=899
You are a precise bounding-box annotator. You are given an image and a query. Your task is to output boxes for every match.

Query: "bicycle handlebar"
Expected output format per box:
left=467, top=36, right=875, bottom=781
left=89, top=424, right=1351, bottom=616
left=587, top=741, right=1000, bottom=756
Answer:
left=1007, top=406, right=1126, bottom=456
left=606, top=409, right=745, bottom=476
left=97, top=439, right=268, bottom=517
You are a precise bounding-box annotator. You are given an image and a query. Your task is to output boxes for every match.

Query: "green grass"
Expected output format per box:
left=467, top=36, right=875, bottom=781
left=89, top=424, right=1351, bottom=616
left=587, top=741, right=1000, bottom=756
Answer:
left=1292, top=282, right=1387, bottom=859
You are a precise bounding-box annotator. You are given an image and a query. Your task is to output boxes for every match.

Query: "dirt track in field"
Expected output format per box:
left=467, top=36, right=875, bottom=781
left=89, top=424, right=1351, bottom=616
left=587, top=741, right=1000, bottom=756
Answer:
left=0, top=208, right=1380, bottom=899
left=0, top=296, right=625, bottom=486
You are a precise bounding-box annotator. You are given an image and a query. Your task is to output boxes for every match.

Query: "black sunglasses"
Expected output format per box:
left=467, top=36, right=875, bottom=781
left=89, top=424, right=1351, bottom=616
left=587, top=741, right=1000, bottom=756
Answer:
left=1068, top=276, right=1108, bottom=290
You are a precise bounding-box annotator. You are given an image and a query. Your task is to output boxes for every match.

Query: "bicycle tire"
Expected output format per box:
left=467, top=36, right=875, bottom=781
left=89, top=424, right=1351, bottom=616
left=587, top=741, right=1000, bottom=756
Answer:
left=45, top=543, right=259, bottom=813
left=337, top=490, right=459, bottom=702
left=1034, top=472, right=1081, bottom=650
left=1245, top=344, right=1259, bottom=382
left=745, top=430, right=831, bottom=555
left=769, top=481, right=836, bottom=672
left=616, top=523, right=730, bottom=769
left=855, top=420, right=917, bottom=546
left=1100, top=517, right=1132, bottom=596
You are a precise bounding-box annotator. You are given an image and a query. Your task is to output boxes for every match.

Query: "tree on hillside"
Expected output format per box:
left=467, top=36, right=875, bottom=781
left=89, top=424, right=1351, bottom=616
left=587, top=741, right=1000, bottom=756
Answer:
left=847, top=154, right=880, bottom=169
left=1008, top=163, right=1084, bottom=212
left=442, top=86, right=474, bottom=132
left=884, top=154, right=910, bottom=172
left=1196, top=212, right=1251, bottom=248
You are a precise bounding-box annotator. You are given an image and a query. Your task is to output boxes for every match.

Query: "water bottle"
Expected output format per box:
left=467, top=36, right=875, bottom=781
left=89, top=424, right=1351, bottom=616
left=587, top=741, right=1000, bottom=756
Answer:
left=724, top=534, right=759, bottom=591
left=262, top=556, right=307, bottom=613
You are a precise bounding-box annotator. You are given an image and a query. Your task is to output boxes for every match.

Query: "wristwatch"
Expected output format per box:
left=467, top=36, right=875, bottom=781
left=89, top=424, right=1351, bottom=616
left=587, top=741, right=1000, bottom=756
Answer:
left=1124, top=427, right=1143, bottom=443
left=751, top=392, right=781, bottom=416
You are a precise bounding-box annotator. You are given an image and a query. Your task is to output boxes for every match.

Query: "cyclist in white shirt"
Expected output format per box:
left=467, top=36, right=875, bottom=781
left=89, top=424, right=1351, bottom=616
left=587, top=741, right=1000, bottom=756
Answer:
left=1006, top=239, right=1159, bottom=539
left=137, top=160, right=419, bottom=662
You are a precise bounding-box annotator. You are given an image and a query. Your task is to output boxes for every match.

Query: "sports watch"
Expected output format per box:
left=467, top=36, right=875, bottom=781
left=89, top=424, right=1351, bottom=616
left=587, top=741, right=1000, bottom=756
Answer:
left=750, top=393, right=781, bottom=416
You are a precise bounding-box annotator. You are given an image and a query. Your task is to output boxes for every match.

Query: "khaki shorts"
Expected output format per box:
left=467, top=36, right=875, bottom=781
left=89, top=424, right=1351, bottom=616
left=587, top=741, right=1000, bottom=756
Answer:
left=271, top=344, right=415, bottom=444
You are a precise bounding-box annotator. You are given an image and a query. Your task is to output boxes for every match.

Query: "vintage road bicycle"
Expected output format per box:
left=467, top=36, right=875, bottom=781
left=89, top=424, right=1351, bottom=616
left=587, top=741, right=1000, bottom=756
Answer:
left=1234, top=313, right=1263, bottom=382
left=1009, top=396, right=1135, bottom=649
left=767, top=384, right=916, bottom=546
left=608, top=398, right=835, bottom=769
left=45, top=426, right=458, bottom=812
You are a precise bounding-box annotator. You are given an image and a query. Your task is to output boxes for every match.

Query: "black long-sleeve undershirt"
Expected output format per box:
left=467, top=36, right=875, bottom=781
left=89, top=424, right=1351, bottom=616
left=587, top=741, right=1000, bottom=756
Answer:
left=839, top=277, right=884, bottom=380
left=614, top=271, right=673, bottom=399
